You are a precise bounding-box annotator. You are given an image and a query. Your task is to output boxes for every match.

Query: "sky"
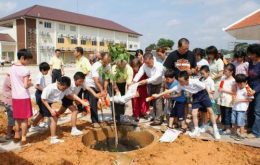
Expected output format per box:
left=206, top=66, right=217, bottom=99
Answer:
left=0, top=0, right=259, bottom=50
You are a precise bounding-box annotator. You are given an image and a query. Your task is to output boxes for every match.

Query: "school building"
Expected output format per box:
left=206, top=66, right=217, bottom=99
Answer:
left=0, top=5, right=141, bottom=64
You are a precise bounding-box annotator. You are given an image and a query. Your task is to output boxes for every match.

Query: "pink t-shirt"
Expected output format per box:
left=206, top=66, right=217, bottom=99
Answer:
left=2, top=74, right=12, bottom=105
left=9, top=64, right=30, bottom=99
left=233, top=61, right=249, bottom=76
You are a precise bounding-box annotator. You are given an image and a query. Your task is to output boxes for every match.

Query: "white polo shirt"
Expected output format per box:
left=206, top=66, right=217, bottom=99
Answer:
left=35, top=73, right=46, bottom=89
left=41, top=83, right=72, bottom=103
left=170, top=78, right=206, bottom=94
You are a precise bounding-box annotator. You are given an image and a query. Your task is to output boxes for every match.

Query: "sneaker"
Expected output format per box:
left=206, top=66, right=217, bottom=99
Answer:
left=50, top=137, right=64, bottom=144
left=220, top=129, right=231, bottom=135
left=71, top=128, right=83, bottom=136
left=213, top=130, right=221, bottom=140
left=230, top=133, right=238, bottom=139
left=39, top=122, right=49, bottom=128
left=246, top=133, right=257, bottom=139
left=189, top=128, right=200, bottom=137
left=150, top=121, right=162, bottom=126
left=29, top=126, right=44, bottom=132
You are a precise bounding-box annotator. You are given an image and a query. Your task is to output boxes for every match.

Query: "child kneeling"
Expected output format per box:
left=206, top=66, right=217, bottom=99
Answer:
left=153, top=71, right=221, bottom=140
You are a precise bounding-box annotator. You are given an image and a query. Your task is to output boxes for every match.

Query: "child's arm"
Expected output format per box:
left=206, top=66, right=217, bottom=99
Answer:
left=153, top=86, right=180, bottom=98
left=35, top=84, right=43, bottom=91
left=41, top=99, right=56, bottom=116
left=23, top=76, right=33, bottom=89
left=233, top=98, right=253, bottom=104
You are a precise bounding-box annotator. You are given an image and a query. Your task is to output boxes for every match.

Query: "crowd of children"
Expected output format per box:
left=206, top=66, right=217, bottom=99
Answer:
left=1, top=39, right=260, bottom=146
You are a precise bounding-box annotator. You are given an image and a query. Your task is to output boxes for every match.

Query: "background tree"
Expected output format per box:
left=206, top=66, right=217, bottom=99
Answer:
left=157, top=38, right=174, bottom=49
left=146, top=43, right=157, bottom=50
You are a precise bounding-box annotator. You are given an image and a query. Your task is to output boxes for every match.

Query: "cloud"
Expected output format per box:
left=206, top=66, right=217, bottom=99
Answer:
left=166, top=19, right=181, bottom=27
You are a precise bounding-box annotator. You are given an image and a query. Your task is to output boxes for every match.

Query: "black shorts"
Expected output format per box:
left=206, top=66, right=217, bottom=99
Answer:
left=170, top=101, right=185, bottom=121
left=62, top=97, right=73, bottom=108
left=39, top=102, right=53, bottom=117
left=192, top=90, right=212, bottom=110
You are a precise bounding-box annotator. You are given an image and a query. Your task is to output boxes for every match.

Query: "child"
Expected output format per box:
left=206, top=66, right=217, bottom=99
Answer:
left=153, top=71, right=221, bottom=139
left=9, top=49, right=33, bottom=145
left=231, top=74, right=253, bottom=140
left=30, top=62, right=50, bottom=132
left=218, top=63, right=236, bottom=135
left=199, top=65, right=219, bottom=132
left=41, top=76, right=89, bottom=144
left=131, top=58, right=149, bottom=122
left=1, top=74, right=15, bottom=140
left=233, top=51, right=248, bottom=76
left=164, top=69, right=187, bottom=131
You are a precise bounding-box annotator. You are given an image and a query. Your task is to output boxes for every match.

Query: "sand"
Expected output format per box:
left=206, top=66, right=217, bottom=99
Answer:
left=0, top=114, right=259, bottom=165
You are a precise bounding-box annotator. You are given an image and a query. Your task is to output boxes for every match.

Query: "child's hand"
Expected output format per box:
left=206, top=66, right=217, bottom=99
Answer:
left=247, top=90, right=255, bottom=97
left=94, top=93, right=102, bottom=99
left=50, top=109, right=57, bottom=117
left=82, top=100, right=90, bottom=107
left=163, top=94, right=171, bottom=99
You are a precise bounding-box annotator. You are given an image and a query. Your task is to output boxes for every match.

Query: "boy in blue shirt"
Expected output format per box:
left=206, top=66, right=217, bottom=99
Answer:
left=164, top=69, right=187, bottom=131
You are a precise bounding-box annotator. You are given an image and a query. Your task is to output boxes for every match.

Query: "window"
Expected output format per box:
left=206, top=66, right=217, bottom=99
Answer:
left=59, top=24, right=65, bottom=30
left=81, top=40, right=86, bottom=45
left=92, top=41, right=97, bottom=46
left=39, top=21, right=43, bottom=24
left=44, top=22, right=51, bottom=28
left=129, top=44, right=133, bottom=49
left=71, top=39, right=77, bottom=44
left=100, top=41, right=105, bottom=46
left=58, top=38, right=64, bottom=43
left=70, top=25, right=76, bottom=31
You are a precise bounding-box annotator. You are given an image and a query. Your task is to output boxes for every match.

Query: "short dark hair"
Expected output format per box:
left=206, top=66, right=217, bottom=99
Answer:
left=206, top=46, right=219, bottom=59
left=235, top=74, right=248, bottom=83
left=17, top=49, right=33, bottom=60
left=234, top=50, right=246, bottom=58
left=39, top=62, right=50, bottom=71
left=75, top=47, right=84, bottom=55
left=247, top=44, right=260, bottom=57
left=178, top=38, right=189, bottom=48
left=55, top=49, right=61, bottom=53
left=73, top=72, right=85, bottom=81
left=200, top=65, right=210, bottom=73
left=135, top=49, right=144, bottom=57
left=58, top=76, right=71, bottom=87
left=164, top=69, right=176, bottom=78
left=178, top=71, right=189, bottom=80
left=193, top=48, right=205, bottom=58
left=143, top=52, right=154, bottom=60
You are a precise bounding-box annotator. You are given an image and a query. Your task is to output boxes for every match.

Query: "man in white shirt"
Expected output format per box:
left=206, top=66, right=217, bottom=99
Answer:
left=133, top=52, right=164, bottom=126
left=84, top=52, right=111, bottom=128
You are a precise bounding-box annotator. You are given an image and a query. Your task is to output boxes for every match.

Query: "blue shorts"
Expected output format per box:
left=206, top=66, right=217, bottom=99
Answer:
left=192, top=90, right=212, bottom=110
left=5, top=105, right=15, bottom=126
left=170, top=101, right=185, bottom=121
left=232, top=110, right=246, bottom=127
left=40, top=102, right=53, bottom=117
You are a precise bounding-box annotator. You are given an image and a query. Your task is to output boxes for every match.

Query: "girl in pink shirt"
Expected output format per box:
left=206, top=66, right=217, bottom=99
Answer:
left=9, top=49, right=33, bottom=145
left=233, top=51, right=249, bottom=76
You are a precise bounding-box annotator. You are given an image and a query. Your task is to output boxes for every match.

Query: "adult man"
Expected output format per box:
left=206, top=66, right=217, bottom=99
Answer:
left=133, top=52, right=164, bottom=126
left=49, top=49, right=64, bottom=83
left=74, top=47, right=91, bottom=76
left=84, top=52, right=111, bottom=127
left=164, top=38, right=196, bottom=75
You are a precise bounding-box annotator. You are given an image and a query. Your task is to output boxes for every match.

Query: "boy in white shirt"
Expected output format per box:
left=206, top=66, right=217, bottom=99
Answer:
left=41, top=76, right=89, bottom=144
left=231, top=74, right=254, bottom=140
left=30, top=62, right=50, bottom=132
left=153, top=71, right=221, bottom=140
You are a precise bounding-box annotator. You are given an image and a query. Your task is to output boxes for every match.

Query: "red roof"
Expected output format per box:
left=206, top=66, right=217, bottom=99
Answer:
left=0, top=5, right=141, bottom=36
left=0, top=33, right=15, bottom=42
left=225, top=9, right=260, bottom=31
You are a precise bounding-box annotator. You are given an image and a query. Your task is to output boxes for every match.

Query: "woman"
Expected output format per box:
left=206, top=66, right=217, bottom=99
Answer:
left=156, top=47, right=167, bottom=64
left=206, top=46, right=224, bottom=122
left=112, top=59, right=133, bottom=122
left=135, top=49, right=144, bottom=63
left=247, top=44, right=260, bottom=138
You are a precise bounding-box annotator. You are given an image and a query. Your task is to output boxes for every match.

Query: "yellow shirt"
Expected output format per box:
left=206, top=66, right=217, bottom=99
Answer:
left=49, top=56, right=64, bottom=69
left=75, top=56, right=91, bottom=75
left=112, top=64, right=133, bottom=85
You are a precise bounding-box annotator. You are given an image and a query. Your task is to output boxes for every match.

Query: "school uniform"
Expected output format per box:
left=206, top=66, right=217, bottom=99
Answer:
left=41, top=83, right=72, bottom=117
left=133, top=61, right=164, bottom=122
left=35, top=73, right=47, bottom=112
left=49, top=56, right=64, bottom=83
left=170, top=78, right=212, bottom=110
left=167, top=80, right=186, bottom=121
left=84, top=61, right=111, bottom=123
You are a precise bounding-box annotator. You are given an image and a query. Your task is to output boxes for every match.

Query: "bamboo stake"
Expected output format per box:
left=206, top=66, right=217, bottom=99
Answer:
left=111, top=80, right=119, bottom=147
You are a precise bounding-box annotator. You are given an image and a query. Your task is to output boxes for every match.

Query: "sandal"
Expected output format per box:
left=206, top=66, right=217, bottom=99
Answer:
left=180, top=128, right=187, bottom=134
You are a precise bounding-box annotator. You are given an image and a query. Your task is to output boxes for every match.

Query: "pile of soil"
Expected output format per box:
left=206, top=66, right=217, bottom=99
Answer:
left=0, top=107, right=7, bottom=136
left=0, top=118, right=259, bottom=165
